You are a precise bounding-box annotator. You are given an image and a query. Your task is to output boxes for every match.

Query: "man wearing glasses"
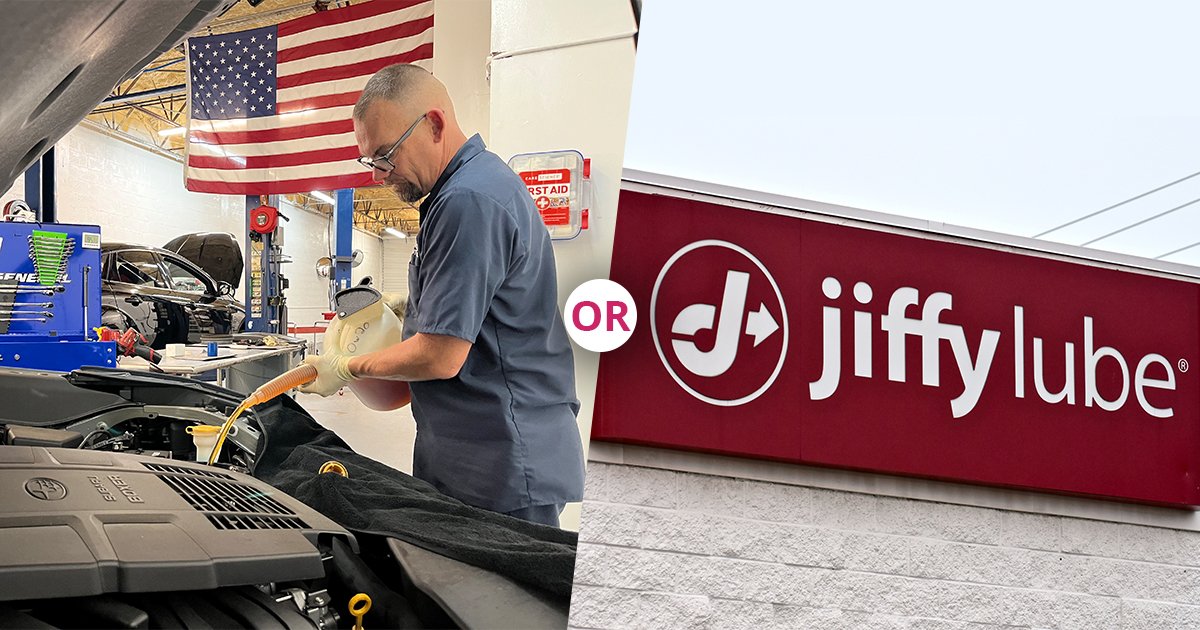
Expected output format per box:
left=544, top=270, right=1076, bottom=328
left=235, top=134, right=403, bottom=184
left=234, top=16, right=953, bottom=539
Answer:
left=299, top=64, right=584, bottom=528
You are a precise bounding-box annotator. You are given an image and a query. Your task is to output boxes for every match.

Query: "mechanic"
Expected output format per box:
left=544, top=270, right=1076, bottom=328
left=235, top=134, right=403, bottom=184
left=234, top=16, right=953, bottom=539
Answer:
left=299, top=64, right=585, bottom=528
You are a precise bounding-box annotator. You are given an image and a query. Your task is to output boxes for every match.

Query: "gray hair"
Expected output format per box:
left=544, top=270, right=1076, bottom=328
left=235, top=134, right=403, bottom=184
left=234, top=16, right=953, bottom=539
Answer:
left=353, top=64, right=431, bottom=120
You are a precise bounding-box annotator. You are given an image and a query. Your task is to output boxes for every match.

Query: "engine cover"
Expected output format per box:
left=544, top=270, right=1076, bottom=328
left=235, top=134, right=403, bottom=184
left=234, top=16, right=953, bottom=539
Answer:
left=0, top=446, right=354, bottom=601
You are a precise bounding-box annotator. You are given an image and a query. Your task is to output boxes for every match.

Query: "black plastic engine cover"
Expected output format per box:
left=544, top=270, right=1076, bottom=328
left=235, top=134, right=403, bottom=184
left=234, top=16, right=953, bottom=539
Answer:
left=0, top=446, right=355, bottom=601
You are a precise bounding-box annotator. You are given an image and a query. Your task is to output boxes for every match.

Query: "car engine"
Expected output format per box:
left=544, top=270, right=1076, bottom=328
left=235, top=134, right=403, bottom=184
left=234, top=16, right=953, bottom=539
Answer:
left=0, top=445, right=352, bottom=629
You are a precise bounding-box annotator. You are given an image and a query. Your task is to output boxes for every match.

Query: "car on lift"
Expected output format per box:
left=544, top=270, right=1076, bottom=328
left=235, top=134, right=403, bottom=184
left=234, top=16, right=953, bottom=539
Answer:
left=101, top=240, right=245, bottom=349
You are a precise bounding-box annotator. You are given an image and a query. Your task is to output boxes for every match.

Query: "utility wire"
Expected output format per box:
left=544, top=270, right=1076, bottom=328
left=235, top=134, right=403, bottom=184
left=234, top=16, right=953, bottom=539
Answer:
left=1080, top=196, right=1200, bottom=247
left=1155, top=241, right=1200, bottom=260
left=1033, top=168, right=1200, bottom=238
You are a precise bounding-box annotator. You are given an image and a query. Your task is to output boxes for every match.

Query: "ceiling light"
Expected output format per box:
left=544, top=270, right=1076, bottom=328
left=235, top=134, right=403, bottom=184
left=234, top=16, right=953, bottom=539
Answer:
left=310, top=191, right=336, bottom=205
left=384, top=227, right=406, bottom=239
left=158, top=127, right=186, bottom=137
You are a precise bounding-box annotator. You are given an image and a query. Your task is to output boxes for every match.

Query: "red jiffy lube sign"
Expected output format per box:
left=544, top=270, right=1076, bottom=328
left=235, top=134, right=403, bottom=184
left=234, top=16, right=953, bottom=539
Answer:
left=594, top=190, right=1200, bottom=508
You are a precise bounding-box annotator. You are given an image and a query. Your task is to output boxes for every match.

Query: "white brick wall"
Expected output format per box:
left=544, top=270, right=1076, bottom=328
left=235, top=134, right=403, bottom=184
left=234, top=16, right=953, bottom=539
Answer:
left=54, top=125, right=245, bottom=247
left=572, top=460, right=1200, bottom=630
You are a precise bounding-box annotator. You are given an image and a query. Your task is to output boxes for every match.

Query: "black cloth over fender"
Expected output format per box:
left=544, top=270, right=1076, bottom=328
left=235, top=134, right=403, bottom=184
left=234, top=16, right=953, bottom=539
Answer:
left=250, top=396, right=579, bottom=599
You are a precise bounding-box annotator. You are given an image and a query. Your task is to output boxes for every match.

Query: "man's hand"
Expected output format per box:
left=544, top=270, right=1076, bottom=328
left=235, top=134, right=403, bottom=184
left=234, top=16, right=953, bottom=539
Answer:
left=297, top=352, right=357, bottom=397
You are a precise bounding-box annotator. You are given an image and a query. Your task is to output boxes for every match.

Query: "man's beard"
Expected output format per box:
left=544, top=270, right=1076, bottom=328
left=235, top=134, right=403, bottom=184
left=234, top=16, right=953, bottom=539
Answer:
left=390, top=179, right=424, bottom=204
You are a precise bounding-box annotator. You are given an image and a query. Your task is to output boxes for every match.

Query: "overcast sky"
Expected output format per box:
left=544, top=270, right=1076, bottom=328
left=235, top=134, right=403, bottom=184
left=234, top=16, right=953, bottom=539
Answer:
left=623, top=1, right=1200, bottom=265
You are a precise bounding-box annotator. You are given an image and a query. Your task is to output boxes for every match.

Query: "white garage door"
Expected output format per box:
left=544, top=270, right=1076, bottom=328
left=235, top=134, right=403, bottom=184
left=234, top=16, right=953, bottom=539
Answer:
left=382, top=236, right=416, bottom=296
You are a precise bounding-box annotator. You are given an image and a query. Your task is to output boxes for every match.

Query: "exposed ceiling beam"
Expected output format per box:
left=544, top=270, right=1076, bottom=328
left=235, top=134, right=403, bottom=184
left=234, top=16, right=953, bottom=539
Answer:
left=100, top=85, right=186, bottom=106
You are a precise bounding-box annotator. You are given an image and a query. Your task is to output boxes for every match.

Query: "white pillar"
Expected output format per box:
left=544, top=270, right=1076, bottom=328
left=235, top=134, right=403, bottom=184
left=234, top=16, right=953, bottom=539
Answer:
left=489, top=0, right=638, bottom=531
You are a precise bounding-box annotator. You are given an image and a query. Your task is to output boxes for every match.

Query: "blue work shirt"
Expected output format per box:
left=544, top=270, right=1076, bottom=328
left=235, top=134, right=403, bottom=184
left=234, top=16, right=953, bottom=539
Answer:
left=402, top=134, right=585, bottom=513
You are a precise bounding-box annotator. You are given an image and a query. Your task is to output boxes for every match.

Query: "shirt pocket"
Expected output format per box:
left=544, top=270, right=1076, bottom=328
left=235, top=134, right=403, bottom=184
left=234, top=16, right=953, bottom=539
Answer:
left=405, top=250, right=421, bottom=317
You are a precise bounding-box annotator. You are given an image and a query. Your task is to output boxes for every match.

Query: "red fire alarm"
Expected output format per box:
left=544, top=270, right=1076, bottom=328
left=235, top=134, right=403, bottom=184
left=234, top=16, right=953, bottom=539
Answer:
left=250, top=205, right=279, bottom=233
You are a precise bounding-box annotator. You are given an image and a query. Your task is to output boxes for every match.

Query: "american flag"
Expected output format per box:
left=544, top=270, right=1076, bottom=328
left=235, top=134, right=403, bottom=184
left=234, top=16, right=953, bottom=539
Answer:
left=184, top=0, right=434, bottom=195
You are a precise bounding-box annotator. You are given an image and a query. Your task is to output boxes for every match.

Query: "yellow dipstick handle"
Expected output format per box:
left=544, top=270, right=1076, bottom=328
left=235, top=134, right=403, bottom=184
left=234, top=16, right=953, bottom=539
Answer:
left=319, top=460, right=348, bottom=477
left=349, top=593, right=371, bottom=630
left=207, top=364, right=319, bottom=466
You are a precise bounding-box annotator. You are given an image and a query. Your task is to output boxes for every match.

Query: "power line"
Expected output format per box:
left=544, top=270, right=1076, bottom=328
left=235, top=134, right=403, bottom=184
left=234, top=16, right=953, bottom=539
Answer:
left=1155, top=241, right=1200, bottom=260
left=1033, top=168, right=1200, bottom=238
left=1080, top=196, right=1200, bottom=247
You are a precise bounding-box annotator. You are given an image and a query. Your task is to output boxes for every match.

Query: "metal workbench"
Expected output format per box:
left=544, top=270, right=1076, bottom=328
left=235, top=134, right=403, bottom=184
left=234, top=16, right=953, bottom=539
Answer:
left=117, top=342, right=306, bottom=395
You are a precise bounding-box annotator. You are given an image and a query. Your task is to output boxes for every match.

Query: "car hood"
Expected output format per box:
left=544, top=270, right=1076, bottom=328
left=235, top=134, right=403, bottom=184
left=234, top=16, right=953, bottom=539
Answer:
left=0, top=0, right=237, bottom=194
left=163, top=232, right=244, bottom=289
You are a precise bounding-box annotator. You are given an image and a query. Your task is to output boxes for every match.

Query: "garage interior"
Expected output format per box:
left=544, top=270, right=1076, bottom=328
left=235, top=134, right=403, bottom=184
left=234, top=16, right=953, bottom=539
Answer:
left=0, top=0, right=638, bottom=628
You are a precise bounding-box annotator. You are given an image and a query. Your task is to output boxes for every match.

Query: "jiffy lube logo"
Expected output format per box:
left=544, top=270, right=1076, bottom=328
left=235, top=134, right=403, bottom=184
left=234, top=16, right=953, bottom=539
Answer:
left=650, top=239, right=1179, bottom=419
left=810, top=278, right=1179, bottom=419
left=651, top=240, right=788, bottom=406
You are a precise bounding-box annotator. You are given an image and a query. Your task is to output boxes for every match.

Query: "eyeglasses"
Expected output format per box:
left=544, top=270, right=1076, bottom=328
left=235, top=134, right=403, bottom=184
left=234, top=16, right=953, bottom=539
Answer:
left=357, top=113, right=428, bottom=173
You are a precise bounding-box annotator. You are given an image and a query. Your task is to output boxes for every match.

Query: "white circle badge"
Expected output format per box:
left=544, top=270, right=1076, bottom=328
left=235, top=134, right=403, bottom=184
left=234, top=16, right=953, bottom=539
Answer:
left=564, top=279, right=637, bottom=353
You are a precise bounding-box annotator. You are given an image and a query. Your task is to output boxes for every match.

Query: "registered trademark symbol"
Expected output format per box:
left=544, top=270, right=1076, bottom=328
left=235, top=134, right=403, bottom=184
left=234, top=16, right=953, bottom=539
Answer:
left=1180, top=359, right=1189, bottom=373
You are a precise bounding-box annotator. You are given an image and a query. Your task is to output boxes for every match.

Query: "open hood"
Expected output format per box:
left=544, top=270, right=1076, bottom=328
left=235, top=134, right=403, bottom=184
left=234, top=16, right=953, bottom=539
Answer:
left=163, top=232, right=244, bottom=288
left=0, top=0, right=238, bottom=194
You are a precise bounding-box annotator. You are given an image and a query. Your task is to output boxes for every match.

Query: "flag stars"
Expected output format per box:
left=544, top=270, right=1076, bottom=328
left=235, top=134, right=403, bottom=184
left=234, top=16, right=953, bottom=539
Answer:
left=258, top=96, right=264, bottom=101
left=266, top=104, right=272, bottom=110
left=250, top=36, right=256, bottom=42
left=266, top=69, right=273, bottom=75
left=266, top=86, right=273, bottom=92
left=266, top=33, right=273, bottom=39
left=266, top=52, right=273, bottom=58
left=235, top=39, right=240, bottom=44
left=258, top=44, right=264, bottom=50
left=219, top=41, right=225, bottom=47
left=250, top=106, right=256, bottom=111
left=205, top=43, right=210, bottom=49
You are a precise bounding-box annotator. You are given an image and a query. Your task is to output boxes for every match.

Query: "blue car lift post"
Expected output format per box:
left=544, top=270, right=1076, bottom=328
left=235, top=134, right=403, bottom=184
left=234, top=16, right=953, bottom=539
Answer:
left=24, top=147, right=55, bottom=223
left=332, top=188, right=354, bottom=294
left=244, top=195, right=288, bottom=334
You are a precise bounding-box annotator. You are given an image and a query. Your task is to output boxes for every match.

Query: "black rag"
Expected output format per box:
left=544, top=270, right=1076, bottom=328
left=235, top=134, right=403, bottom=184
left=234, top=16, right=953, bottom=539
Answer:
left=249, top=395, right=579, bottom=599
